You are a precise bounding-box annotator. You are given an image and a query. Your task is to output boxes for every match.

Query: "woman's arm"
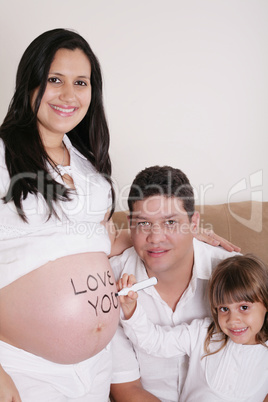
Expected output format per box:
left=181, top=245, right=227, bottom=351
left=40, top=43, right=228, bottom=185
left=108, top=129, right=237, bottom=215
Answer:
left=106, top=217, right=133, bottom=257
left=0, top=364, right=21, bottom=402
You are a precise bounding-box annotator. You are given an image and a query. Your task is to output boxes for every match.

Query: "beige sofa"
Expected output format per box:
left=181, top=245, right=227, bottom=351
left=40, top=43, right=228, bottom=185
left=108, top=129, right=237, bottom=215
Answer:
left=112, top=201, right=268, bottom=265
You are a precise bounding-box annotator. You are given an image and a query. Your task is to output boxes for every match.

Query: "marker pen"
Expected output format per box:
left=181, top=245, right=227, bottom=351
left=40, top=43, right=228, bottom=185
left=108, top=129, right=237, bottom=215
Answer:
left=115, top=277, right=158, bottom=296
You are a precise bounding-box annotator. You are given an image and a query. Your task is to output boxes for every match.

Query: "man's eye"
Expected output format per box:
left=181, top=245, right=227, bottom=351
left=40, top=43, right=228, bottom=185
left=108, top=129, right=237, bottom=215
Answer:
left=75, top=80, right=87, bottom=86
left=48, top=77, right=61, bottom=84
left=137, top=221, right=150, bottom=227
left=165, top=220, right=176, bottom=226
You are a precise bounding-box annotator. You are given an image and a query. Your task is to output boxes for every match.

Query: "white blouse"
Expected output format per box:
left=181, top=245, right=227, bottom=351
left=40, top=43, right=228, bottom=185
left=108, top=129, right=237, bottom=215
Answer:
left=0, top=135, right=112, bottom=288
left=121, top=304, right=268, bottom=402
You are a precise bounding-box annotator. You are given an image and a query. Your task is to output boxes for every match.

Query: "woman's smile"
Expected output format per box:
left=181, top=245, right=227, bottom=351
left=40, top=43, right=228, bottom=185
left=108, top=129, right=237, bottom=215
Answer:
left=32, top=48, right=92, bottom=143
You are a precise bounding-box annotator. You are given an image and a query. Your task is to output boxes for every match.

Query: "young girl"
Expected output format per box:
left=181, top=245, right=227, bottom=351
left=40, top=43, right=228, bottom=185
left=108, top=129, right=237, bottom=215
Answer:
left=118, top=254, right=268, bottom=401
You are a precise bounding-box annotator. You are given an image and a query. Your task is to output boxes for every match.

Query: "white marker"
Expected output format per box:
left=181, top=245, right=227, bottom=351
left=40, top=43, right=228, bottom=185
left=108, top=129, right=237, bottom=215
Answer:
left=116, top=277, right=158, bottom=296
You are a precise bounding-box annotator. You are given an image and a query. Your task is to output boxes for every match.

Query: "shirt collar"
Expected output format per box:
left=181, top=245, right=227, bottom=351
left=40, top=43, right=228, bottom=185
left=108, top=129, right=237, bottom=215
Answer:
left=63, top=134, right=87, bottom=160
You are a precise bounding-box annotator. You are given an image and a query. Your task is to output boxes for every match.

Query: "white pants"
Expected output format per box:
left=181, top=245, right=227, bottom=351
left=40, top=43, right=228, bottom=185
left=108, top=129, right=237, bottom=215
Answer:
left=0, top=340, right=112, bottom=401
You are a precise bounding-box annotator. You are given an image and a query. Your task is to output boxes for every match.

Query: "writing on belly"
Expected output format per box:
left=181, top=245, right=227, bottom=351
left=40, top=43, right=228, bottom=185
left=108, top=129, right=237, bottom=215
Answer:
left=71, top=269, right=119, bottom=317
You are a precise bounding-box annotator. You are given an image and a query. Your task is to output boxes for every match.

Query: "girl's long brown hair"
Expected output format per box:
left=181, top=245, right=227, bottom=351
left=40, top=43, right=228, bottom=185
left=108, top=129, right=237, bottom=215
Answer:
left=203, top=254, right=268, bottom=358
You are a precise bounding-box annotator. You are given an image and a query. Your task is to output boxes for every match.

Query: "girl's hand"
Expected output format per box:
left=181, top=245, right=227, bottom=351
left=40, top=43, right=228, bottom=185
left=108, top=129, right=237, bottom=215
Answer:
left=117, top=273, right=138, bottom=320
left=0, top=365, right=22, bottom=402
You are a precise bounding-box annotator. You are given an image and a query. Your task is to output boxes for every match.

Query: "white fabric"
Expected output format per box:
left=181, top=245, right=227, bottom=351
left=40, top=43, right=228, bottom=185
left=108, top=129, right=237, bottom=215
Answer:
left=0, top=135, right=112, bottom=288
left=110, top=240, right=238, bottom=402
left=0, top=340, right=111, bottom=402
left=121, top=308, right=268, bottom=402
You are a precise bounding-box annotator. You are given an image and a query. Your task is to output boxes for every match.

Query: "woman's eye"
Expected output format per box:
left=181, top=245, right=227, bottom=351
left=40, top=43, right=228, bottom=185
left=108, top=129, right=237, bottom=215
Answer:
left=48, top=77, right=61, bottom=84
left=75, top=80, right=87, bottom=86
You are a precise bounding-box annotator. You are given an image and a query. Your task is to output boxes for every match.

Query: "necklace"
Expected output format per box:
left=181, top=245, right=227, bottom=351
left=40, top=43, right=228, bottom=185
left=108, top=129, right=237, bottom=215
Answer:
left=57, top=143, right=66, bottom=167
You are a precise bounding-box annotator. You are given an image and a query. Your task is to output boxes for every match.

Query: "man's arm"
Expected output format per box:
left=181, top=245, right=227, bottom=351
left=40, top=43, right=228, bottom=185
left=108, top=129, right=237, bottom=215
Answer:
left=110, top=380, right=160, bottom=402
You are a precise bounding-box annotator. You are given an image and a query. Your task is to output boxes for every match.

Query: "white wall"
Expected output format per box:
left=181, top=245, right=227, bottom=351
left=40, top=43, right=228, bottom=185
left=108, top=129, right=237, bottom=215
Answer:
left=0, top=0, right=267, bottom=211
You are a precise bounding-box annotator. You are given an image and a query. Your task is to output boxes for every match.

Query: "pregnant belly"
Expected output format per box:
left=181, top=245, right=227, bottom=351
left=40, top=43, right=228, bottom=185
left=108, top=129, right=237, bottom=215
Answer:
left=0, top=253, right=120, bottom=364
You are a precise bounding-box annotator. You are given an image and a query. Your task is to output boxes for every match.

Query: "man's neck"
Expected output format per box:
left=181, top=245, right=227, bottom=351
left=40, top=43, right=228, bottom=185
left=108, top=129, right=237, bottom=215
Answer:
left=146, top=256, right=194, bottom=312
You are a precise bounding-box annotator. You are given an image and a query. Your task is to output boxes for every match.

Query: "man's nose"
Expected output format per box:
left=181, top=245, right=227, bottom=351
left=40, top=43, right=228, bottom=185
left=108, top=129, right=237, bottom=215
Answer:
left=147, top=223, right=166, bottom=243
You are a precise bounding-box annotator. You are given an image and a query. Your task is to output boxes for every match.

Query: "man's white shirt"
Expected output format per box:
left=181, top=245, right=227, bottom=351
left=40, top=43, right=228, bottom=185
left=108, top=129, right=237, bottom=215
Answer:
left=110, top=239, right=238, bottom=402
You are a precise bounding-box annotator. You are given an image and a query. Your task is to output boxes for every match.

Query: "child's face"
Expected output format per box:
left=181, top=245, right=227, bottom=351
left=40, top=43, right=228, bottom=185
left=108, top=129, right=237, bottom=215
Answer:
left=217, top=300, right=267, bottom=345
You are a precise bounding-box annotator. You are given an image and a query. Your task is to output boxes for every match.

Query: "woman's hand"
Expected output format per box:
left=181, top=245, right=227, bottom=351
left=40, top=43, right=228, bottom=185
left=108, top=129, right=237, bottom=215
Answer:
left=194, top=228, right=241, bottom=252
left=117, top=273, right=138, bottom=320
left=0, top=365, right=21, bottom=402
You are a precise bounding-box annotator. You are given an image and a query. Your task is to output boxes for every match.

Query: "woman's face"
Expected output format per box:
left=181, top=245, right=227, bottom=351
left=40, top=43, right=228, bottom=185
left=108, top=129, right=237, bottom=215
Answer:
left=32, top=48, right=92, bottom=143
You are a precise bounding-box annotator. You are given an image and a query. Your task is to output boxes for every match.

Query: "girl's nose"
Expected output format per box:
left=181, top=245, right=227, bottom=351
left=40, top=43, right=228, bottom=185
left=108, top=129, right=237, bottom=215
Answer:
left=227, top=311, right=241, bottom=323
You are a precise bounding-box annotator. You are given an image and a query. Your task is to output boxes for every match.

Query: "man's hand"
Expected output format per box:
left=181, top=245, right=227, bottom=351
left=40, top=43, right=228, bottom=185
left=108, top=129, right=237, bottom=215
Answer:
left=194, top=228, right=241, bottom=252
left=0, top=365, right=21, bottom=402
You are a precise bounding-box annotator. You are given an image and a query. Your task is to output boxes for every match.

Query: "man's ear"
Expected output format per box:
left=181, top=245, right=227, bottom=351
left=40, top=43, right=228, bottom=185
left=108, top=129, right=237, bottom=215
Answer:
left=127, top=214, right=131, bottom=228
left=191, top=211, right=200, bottom=233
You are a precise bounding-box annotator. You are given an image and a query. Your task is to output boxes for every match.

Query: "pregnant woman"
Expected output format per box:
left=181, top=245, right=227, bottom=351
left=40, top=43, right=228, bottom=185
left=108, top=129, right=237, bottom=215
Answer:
left=0, top=28, right=130, bottom=401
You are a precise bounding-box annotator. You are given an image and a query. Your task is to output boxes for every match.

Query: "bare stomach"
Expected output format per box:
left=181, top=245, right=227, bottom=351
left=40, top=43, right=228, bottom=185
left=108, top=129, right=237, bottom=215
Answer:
left=0, top=253, right=120, bottom=364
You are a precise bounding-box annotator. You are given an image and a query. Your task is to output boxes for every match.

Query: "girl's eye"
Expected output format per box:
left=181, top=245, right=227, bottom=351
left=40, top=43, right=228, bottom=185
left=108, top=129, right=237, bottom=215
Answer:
left=75, top=80, right=87, bottom=86
left=240, top=305, right=249, bottom=311
left=48, top=77, right=61, bottom=84
left=219, top=307, right=229, bottom=313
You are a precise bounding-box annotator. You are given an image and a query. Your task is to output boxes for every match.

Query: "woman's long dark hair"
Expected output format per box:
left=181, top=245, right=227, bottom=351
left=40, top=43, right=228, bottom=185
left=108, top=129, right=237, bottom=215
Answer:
left=0, top=28, right=114, bottom=221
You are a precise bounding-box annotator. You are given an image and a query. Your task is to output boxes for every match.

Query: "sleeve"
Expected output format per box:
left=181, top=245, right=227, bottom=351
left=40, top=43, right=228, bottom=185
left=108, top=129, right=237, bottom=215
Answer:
left=121, top=303, right=203, bottom=358
left=111, top=324, right=140, bottom=383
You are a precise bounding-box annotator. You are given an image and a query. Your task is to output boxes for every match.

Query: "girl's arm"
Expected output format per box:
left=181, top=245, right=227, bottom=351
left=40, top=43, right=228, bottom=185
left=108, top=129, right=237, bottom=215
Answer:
left=194, top=228, right=241, bottom=252
left=118, top=275, right=194, bottom=358
left=0, top=364, right=22, bottom=402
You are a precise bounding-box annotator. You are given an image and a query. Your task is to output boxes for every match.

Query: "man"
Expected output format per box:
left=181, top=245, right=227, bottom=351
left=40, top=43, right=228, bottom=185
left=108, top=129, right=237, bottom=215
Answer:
left=110, top=165, right=239, bottom=402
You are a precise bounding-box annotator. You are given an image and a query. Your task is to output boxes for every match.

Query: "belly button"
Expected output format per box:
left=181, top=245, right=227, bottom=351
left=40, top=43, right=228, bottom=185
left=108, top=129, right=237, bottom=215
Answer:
left=95, top=323, right=104, bottom=332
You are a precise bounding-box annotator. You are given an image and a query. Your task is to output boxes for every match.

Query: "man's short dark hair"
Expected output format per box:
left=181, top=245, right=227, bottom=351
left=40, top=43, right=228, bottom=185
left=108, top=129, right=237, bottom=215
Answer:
left=128, top=165, right=195, bottom=219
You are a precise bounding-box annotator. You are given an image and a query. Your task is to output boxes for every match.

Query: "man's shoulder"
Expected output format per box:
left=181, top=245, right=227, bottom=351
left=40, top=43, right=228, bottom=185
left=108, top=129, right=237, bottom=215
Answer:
left=109, top=247, right=141, bottom=280
left=193, top=239, right=239, bottom=278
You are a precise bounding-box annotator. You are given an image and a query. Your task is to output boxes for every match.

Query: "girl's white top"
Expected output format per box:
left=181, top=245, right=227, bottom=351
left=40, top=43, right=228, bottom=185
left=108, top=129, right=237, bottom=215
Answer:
left=0, top=135, right=112, bottom=288
left=121, top=304, right=268, bottom=402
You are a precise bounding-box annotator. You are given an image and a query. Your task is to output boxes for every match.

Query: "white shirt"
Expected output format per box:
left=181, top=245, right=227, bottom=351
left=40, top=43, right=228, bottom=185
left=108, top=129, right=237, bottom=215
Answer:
left=110, top=240, right=238, bottom=402
left=121, top=307, right=268, bottom=402
left=0, top=136, right=112, bottom=288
